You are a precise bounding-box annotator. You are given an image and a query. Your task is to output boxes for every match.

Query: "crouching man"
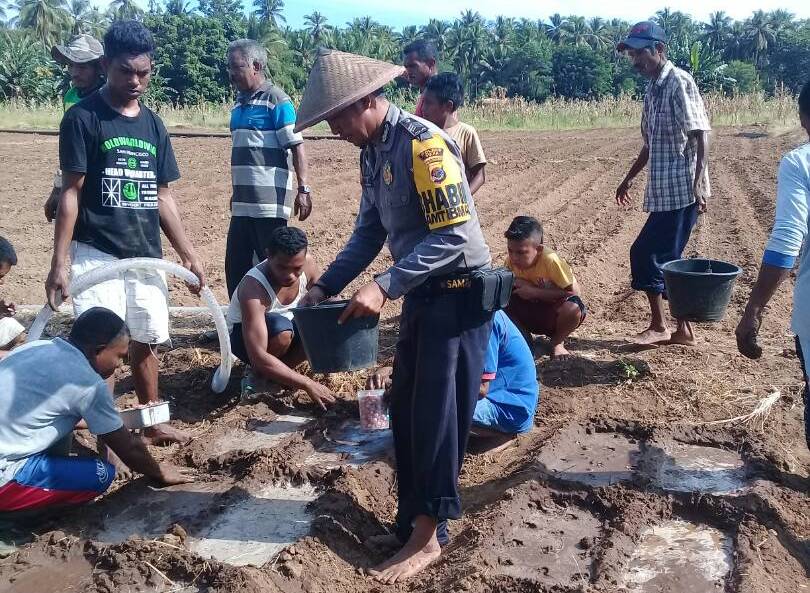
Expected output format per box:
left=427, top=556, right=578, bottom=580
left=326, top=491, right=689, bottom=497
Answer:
left=368, top=310, right=539, bottom=437
left=0, top=307, right=192, bottom=514
left=227, top=226, right=335, bottom=409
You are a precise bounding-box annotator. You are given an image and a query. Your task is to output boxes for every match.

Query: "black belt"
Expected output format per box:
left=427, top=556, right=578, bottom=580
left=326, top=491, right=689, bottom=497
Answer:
left=413, top=271, right=476, bottom=297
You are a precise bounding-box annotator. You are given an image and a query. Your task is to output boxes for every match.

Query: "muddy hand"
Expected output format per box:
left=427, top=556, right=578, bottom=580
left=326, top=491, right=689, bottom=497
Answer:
left=305, top=380, right=336, bottom=411
left=366, top=366, right=393, bottom=390
left=45, top=266, right=69, bottom=311
left=735, top=313, right=763, bottom=359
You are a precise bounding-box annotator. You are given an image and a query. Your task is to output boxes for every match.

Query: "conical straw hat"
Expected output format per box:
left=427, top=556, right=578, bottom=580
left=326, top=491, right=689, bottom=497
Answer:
left=294, top=48, right=405, bottom=133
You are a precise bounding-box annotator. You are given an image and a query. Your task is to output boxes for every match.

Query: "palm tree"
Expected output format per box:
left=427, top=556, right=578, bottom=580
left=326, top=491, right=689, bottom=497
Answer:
left=303, top=10, right=328, bottom=43
left=66, top=0, right=89, bottom=33
left=252, top=0, right=284, bottom=28
left=744, top=10, right=776, bottom=68
left=16, top=0, right=69, bottom=45
left=586, top=17, right=611, bottom=50
left=108, top=0, right=143, bottom=20
left=559, top=16, right=594, bottom=47
left=767, top=9, right=795, bottom=36
left=395, top=25, right=419, bottom=48
left=84, top=6, right=106, bottom=37
left=492, top=16, right=515, bottom=50
left=165, top=0, right=193, bottom=16
left=545, top=13, right=567, bottom=44
left=702, top=11, right=732, bottom=50
left=421, top=18, right=450, bottom=54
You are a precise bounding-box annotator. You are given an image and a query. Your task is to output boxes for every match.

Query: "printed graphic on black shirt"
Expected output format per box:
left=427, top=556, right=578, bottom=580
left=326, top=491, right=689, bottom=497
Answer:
left=100, top=136, right=159, bottom=209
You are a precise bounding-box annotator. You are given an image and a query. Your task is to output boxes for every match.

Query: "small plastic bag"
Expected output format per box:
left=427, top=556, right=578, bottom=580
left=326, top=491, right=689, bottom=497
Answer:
left=358, top=389, right=389, bottom=430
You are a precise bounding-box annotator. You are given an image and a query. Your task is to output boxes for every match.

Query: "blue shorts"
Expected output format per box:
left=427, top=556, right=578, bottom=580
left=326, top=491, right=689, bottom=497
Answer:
left=630, top=202, right=699, bottom=295
left=230, top=312, right=296, bottom=362
left=0, top=453, right=115, bottom=512
left=472, top=396, right=532, bottom=435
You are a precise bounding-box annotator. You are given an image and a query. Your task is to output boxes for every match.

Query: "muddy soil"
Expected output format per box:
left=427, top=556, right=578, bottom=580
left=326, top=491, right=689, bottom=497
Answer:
left=1, top=127, right=808, bottom=592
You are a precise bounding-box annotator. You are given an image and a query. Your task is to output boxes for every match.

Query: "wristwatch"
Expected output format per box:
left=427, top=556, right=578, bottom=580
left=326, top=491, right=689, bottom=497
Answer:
left=298, top=185, right=312, bottom=194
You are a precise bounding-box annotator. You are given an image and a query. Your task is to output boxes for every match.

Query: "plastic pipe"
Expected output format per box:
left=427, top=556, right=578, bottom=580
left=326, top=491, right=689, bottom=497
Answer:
left=26, top=258, right=232, bottom=393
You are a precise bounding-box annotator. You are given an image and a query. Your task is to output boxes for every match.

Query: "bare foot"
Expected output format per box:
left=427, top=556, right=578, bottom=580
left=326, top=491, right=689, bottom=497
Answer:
left=551, top=343, right=574, bottom=360
left=667, top=329, right=696, bottom=346
left=364, top=533, right=402, bottom=552
left=369, top=530, right=441, bottom=584
left=143, top=423, right=191, bottom=446
left=630, top=327, right=671, bottom=346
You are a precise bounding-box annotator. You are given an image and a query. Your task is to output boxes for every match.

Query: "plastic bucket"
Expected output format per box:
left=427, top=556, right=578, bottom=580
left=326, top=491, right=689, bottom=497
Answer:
left=292, top=300, right=379, bottom=373
left=358, top=389, right=389, bottom=430
left=660, top=258, right=742, bottom=322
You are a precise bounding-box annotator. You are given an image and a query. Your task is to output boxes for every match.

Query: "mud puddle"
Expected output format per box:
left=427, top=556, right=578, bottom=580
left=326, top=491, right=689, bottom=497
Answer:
left=537, top=425, right=750, bottom=495
left=537, top=425, right=641, bottom=487
left=3, top=550, right=93, bottom=593
left=87, top=480, right=233, bottom=544
left=623, top=519, right=732, bottom=592
left=202, top=413, right=312, bottom=459
left=304, top=420, right=393, bottom=469
left=188, top=482, right=317, bottom=566
left=477, top=483, right=601, bottom=587
left=641, top=442, right=749, bottom=495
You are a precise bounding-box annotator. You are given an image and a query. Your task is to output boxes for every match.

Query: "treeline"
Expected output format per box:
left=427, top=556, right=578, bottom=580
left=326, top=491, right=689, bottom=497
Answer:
left=1, top=0, right=809, bottom=106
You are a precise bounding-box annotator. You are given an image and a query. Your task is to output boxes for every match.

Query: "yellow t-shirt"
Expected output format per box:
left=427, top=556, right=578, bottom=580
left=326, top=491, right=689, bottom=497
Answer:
left=506, top=249, right=575, bottom=290
left=446, top=121, right=487, bottom=171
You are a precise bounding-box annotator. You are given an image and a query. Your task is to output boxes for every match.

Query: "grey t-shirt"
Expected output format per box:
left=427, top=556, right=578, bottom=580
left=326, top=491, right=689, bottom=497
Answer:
left=0, top=338, right=123, bottom=486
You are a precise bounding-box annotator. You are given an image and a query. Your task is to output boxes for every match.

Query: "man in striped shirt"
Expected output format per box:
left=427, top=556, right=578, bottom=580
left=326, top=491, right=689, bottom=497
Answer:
left=225, top=39, right=313, bottom=296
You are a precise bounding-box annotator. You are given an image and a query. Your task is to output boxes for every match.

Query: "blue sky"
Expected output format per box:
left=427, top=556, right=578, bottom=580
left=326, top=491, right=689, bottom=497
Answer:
left=105, top=1, right=810, bottom=29
left=278, top=1, right=809, bottom=29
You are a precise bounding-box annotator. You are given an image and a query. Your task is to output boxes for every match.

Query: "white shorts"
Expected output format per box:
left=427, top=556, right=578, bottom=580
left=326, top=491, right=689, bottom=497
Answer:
left=70, top=241, right=170, bottom=345
left=0, top=317, right=25, bottom=348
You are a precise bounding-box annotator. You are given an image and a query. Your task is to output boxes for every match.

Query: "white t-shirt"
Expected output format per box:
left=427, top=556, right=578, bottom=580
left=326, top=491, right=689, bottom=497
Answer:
left=0, top=338, right=123, bottom=486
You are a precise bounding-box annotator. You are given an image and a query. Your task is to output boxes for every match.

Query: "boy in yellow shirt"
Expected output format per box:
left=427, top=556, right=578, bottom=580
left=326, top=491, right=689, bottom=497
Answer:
left=504, top=216, right=586, bottom=359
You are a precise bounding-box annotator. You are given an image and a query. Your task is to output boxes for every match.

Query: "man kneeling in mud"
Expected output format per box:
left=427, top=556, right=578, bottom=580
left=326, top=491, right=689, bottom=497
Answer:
left=367, top=310, right=539, bottom=437
left=227, top=226, right=335, bottom=409
left=0, top=307, right=192, bottom=515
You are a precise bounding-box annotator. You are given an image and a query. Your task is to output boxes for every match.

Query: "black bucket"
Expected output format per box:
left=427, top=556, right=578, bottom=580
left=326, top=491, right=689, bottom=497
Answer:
left=660, top=258, right=742, bottom=322
left=292, top=300, right=379, bottom=373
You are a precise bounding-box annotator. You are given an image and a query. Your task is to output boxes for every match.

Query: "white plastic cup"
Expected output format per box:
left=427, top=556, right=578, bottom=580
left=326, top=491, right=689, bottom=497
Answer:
left=358, top=389, right=389, bottom=430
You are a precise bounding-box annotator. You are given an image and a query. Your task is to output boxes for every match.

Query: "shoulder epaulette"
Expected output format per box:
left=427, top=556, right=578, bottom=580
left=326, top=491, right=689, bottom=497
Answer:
left=399, top=117, right=432, bottom=141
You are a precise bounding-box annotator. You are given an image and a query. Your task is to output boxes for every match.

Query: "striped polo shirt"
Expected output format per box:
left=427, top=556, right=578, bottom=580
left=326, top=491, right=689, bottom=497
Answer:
left=230, top=82, right=304, bottom=219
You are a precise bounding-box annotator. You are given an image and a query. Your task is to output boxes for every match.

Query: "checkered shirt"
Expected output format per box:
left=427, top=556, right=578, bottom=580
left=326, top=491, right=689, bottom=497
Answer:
left=641, top=61, right=712, bottom=212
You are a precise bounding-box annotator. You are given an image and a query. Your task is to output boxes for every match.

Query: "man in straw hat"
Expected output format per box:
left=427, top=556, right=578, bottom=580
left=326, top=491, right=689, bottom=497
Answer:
left=45, top=34, right=105, bottom=223
left=297, top=48, right=493, bottom=583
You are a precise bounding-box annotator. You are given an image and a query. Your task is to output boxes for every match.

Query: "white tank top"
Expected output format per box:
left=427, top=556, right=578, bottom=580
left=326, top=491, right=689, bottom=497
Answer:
left=227, top=262, right=307, bottom=328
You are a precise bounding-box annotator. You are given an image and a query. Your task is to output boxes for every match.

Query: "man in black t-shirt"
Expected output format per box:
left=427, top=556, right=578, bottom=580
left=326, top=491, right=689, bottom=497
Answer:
left=46, top=21, right=204, bottom=446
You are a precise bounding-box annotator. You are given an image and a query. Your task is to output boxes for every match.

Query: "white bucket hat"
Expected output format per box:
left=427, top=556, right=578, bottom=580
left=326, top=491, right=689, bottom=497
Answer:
left=52, top=34, right=104, bottom=65
left=294, top=48, right=405, bottom=133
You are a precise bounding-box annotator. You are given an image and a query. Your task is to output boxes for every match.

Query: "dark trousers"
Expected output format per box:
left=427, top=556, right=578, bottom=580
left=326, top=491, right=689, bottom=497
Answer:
left=389, top=291, right=492, bottom=546
left=630, top=202, right=699, bottom=295
left=796, top=336, right=810, bottom=451
left=225, top=216, right=287, bottom=297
